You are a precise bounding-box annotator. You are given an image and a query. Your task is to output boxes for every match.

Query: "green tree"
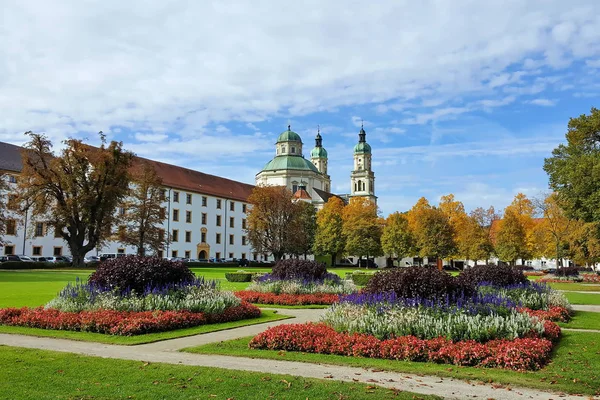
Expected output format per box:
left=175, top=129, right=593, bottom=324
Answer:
left=494, top=208, right=527, bottom=265
left=381, top=212, right=414, bottom=266
left=544, top=107, right=600, bottom=223
left=414, top=206, right=456, bottom=262
left=17, top=132, right=133, bottom=267
left=532, top=193, right=573, bottom=266
left=313, top=197, right=346, bottom=266
left=470, top=206, right=499, bottom=263
left=342, top=198, right=382, bottom=262
left=288, top=201, right=317, bottom=258
left=121, top=161, right=167, bottom=256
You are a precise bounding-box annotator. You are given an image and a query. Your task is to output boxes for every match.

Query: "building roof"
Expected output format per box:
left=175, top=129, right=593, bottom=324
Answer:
left=276, top=126, right=302, bottom=143
left=310, top=146, right=328, bottom=158
left=293, top=188, right=312, bottom=200
left=0, top=141, right=24, bottom=173
left=313, top=187, right=347, bottom=204
left=354, top=142, right=372, bottom=154
left=260, top=155, right=320, bottom=173
left=0, top=140, right=254, bottom=202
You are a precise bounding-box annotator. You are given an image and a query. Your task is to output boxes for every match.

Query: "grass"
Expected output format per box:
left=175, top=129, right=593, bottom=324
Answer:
left=563, top=291, right=600, bottom=305
left=0, top=310, right=290, bottom=345
left=183, top=330, right=600, bottom=396
left=558, top=310, right=600, bottom=330
left=546, top=282, right=600, bottom=292
left=0, top=346, right=439, bottom=400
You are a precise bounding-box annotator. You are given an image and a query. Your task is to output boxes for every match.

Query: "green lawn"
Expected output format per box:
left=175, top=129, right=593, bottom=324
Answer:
left=0, top=346, right=438, bottom=400
left=183, top=330, right=600, bottom=396
left=546, top=282, right=600, bottom=292
left=0, top=310, right=290, bottom=345
left=564, top=291, right=600, bottom=305
left=558, top=310, right=600, bottom=330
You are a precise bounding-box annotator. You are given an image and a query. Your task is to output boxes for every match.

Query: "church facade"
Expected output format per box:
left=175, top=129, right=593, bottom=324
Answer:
left=256, top=125, right=376, bottom=207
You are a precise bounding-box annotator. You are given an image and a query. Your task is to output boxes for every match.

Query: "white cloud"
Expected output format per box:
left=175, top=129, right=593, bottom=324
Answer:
left=134, top=132, right=168, bottom=142
left=586, top=59, right=600, bottom=68
left=529, top=98, right=557, bottom=106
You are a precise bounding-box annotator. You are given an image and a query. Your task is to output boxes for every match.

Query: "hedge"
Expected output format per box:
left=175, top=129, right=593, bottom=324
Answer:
left=225, top=272, right=254, bottom=282
left=185, top=262, right=274, bottom=269
left=0, top=261, right=91, bottom=270
left=351, top=272, right=375, bottom=286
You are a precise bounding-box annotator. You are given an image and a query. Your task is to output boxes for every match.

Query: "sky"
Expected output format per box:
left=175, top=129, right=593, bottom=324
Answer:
left=1, top=1, right=600, bottom=216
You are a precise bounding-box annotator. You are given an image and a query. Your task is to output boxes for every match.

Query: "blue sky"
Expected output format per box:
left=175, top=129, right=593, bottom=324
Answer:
left=1, top=1, right=600, bottom=215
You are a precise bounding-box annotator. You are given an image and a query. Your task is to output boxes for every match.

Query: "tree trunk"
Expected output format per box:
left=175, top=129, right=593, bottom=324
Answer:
left=331, top=253, right=336, bottom=268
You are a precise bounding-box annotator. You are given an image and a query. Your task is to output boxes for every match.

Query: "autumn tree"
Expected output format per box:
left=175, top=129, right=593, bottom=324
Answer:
left=313, top=196, right=346, bottom=266
left=439, top=194, right=469, bottom=263
left=287, top=201, right=317, bottom=258
left=494, top=208, right=528, bottom=265
left=566, top=221, right=600, bottom=266
left=544, top=107, right=600, bottom=223
left=414, top=206, right=456, bottom=263
left=503, top=193, right=536, bottom=259
left=121, top=161, right=166, bottom=256
left=470, top=206, right=499, bottom=263
left=531, top=193, right=573, bottom=266
left=246, top=185, right=304, bottom=261
left=342, top=198, right=382, bottom=262
left=406, top=197, right=432, bottom=256
left=381, top=212, right=414, bottom=266
left=17, top=132, right=133, bottom=267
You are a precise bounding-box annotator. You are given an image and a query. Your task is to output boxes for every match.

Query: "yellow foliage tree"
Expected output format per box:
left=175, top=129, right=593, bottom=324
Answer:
left=313, top=196, right=346, bottom=266
left=342, top=198, right=382, bottom=262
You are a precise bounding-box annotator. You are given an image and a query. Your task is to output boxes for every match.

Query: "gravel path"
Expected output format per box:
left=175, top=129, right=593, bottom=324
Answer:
left=572, top=304, right=600, bottom=312
left=1, top=308, right=597, bottom=400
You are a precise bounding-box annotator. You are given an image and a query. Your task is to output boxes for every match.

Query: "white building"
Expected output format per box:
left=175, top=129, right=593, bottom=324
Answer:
left=0, top=141, right=259, bottom=261
left=256, top=125, right=376, bottom=207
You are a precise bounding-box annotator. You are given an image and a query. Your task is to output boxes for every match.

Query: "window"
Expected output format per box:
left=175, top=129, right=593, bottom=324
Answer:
left=216, top=199, right=222, bottom=209
left=229, top=217, right=234, bottom=228
left=242, top=236, right=247, bottom=246
left=201, top=213, right=207, bottom=225
left=173, top=191, right=180, bottom=202
left=8, top=195, right=18, bottom=209
left=186, top=210, right=192, bottom=223
left=230, top=201, right=235, bottom=212
left=172, top=229, right=179, bottom=242
left=35, top=222, right=44, bottom=237
left=242, top=204, right=247, bottom=213
left=186, top=193, right=192, bottom=205
left=242, top=219, right=247, bottom=230
left=53, top=247, right=62, bottom=256
left=253, top=253, right=258, bottom=261
left=4, top=245, right=14, bottom=255
left=216, top=215, right=221, bottom=226
left=241, top=253, right=246, bottom=260
left=228, top=252, right=234, bottom=259
left=229, top=234, right=234, bottom=245
left=54, top=226, right=63, bottom=238
left=119, top=207, right=126, bottom=216
left=201, top=232, right=206, bottom=243
left=216, top=233, right=221, bottom=244
left=185, top=250, right=191, bottom=259
left=160, top=207, right=166, bottom=219
left=185, top=231, right=191, bottom=243
left=117, top=248, right=125, bottom=254
left=32, top=246, right=42, bottom=256
left=171, top=250, right=178, bottom=257
left=291, top=147, right=295, bottom=154
left=6, top=219, right=16, bottom=235
left=215, top=252, right=221, bottom=260
left=202, top=196, right=207, bottom=207
left=292, top=183, right=298, bottom=193
left=8, top=175, right=17, bottom=184
left=157, top=250, right=164, bottom=258
left=173, top=209, right=179, bottom=222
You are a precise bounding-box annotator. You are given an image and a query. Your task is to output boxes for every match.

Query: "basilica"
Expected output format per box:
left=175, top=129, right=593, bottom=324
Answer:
left=255, top=125, right=377, bottom=207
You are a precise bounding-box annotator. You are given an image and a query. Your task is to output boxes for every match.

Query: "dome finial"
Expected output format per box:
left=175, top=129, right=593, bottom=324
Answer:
left=288, top=124, right=291, bottom=131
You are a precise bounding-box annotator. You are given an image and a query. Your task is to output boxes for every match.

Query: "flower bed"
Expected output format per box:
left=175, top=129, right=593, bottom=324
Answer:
left=0, top=302, right=260, bottom=336
left=235, top=291, right=338, bottom=305
left=582, top=273, right=600, bottom=283
left=523, top=271, right=545, bottom=276
left=249, top=323, right=556, bottom=371
left=519, top=306, right=572, bottom=323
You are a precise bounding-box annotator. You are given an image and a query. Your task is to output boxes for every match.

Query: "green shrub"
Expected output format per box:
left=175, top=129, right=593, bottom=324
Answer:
left=225, top=272, right=254, bottom=282
left=186, top=262, right=240, bottom=268
left=0, top=261, right=77, bottom=270
left=271, top=259, right=328, bottom=281
left=351, top=272, right=374, bottom=286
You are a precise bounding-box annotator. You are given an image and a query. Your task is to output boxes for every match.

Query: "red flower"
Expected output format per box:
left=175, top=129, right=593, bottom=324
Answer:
left=234, top=291, right=338, bottom=305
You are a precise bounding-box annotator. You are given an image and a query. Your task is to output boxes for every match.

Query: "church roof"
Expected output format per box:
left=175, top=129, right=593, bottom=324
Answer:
left=313, top=188, right=347, bottom=204
left=354, top=142, right=372, bottom=154
left=277, top=126, right=302, bottom=143
left=293, top=188, right=312, bottom=200
left=310, top=146, right=328, bottom=158
left=260, top=155, right=320, bottom=173
left=0, top=141, right=24, bottom=172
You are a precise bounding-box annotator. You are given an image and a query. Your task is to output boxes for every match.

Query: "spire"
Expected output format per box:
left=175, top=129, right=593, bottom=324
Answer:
left=359, top=122, right=366, bottom=143
left=288, top=124, right=291, bottom=131
left=315, top=125, right=322, bottom=147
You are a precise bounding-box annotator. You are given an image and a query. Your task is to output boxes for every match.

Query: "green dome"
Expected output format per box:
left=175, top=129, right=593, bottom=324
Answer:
left=261, top=155, right=320, bottom=173
left=277, top=129, right=302, bottom=143
left=310, top=147, right=328, bottom=158
left=354, top=142, right=372, bottom=154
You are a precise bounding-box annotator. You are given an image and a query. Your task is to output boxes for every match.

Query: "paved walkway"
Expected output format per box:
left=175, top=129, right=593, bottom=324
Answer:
left=572, top=304, right=600, bottom=312
left=1, top=308, right=597, bottom=400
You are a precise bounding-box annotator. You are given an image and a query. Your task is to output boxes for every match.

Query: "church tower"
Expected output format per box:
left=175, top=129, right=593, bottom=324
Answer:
left=350, top=124, right=376, bottom=204
left=310, top=127, right=331, bottom=193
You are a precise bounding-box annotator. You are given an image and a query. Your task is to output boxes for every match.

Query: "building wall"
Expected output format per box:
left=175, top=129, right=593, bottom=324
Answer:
left=0, top=173, right=254, bottom=260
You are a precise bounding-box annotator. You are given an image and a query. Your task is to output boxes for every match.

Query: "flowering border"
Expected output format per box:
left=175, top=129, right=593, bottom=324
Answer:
left=235, top=291, right=339, bottom=305
left=0, top=302, right=261, bottom=336
left=249, top=322, right=558, bottom=371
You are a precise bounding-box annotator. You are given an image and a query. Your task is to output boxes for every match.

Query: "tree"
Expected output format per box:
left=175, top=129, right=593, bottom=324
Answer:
left=544, top=108, right=600, bottom=223
left=288, top=201, right=317, bottom=258
left=0, top=172, right=8, bottom=244
left=439, top=194, right=469, bottom=261
left=471, top=206, right=499, bottom=263
left=406, top=197, right=432, bottom=257
left=342, top=198, right=382, bottom=262
left=121, top=161, right=166, bottom=256
left=532, top=193, right=573, bottom=266
left=17, top=132, right=133, bottom=267
left=566, top=220, right=600, bottom=266
left=313, top=197, right=346, bottom=266
left=381, top=212, right=414, bottom=266
left=246, top=185, right=299, bottom=261
left=413, top=206, right=456, bottom=262
left=504, top=193, right=536, bottom=260
left=457, top=215, right=493, bottom=265
left=494, top=208, right=527, bottom=265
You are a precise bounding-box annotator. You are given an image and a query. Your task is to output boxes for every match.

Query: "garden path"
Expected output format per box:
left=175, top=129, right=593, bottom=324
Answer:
left=572, top=304, right=600, bottom=312
left=0, top=308, right=595, bottom=400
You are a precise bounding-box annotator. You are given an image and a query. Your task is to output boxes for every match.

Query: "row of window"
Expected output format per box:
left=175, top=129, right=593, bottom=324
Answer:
left=168, top=229, right=247, bottom=245
left=3, top=245, right=63, bottom=257
left=166, top=210, right=247, bottom=228
left=166, top=191, right=247, bottom=213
